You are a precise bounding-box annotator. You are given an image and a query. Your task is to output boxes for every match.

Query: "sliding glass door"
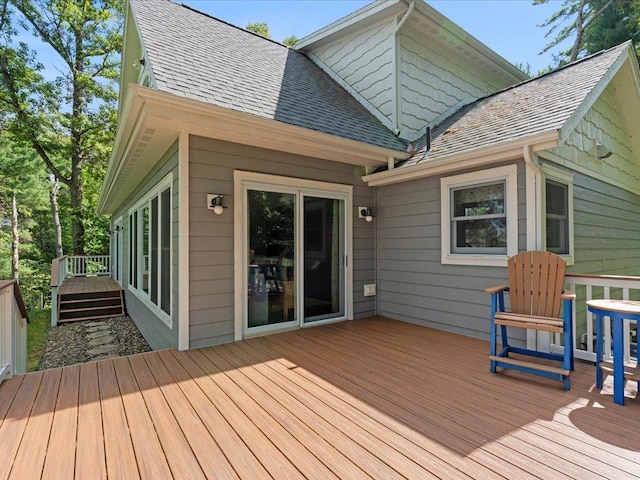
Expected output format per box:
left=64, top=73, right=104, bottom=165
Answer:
left=247, top=190, right=297, bottom=329
left=303, top=196, right=345, bottom=323
left=242, top=179, right=349, bottom=336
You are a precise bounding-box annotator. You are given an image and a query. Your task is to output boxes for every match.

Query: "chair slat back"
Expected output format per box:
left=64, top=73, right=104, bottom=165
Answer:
left=507, top=251, right=566, bottom=318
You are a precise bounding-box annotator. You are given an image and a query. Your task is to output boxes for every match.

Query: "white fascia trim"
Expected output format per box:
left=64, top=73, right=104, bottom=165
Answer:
left=97, top=88, right=144, bottom=213
left=558, top=45, right=631, bottom=146
left=134, top=86, right=406, bottom=165
left=412, top=1, right=527, bottom=82
left=178, top=132, right=190, bottom=350
left=363, top=131, right=558, bottom=187
left=295, top=0, right=404, bottom=50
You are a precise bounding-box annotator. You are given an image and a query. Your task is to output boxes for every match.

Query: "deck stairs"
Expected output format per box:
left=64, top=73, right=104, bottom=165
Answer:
left=58, top=288, right=125, bottom=323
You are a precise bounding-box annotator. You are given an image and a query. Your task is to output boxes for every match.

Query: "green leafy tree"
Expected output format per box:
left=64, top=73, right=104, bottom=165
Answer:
left=0, top=0, right=122, bottom=254
left=536, top=0, right=640, bottom=66
left=0, top=130, right=52, bottom=301
left=283, top=35, right=298, bottom=48
left=246, top=21, right=270, bottom=38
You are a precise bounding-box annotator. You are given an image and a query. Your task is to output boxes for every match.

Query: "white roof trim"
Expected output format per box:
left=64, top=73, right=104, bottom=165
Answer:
left=362, top=131, right=558, bottom=186
left=98, top=85, right=409, bottom=213
left=296, top=0, right=405, bottom=50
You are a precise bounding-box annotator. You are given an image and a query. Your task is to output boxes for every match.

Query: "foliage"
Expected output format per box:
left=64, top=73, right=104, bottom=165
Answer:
left=283, top=35, right=298, bottom=47
left=27, top=307, right=50, bottom=371
left=246, top=22, right=298, bottom=47
left=0, top=0, right=123, bottom=254
left=535, top=0, right=640, bottom=67
left=246, top=21, right=270, bottom=38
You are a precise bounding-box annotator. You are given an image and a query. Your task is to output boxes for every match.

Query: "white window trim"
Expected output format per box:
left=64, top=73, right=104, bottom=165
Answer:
left=441, top=165, right=518, bottom=267
left=541, top=164, right=574, bottom=266
left=113, top=216, right=123, bottom=286
left=233, top=171, right=353, bottom=341
left=127, top=172, right=173, bottom=327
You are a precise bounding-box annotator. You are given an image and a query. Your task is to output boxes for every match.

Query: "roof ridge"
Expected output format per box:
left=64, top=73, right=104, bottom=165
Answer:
left=178, top=2, right=289, bottom=49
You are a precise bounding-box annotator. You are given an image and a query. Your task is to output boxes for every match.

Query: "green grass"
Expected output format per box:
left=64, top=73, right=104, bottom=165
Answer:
left=27, top=308, right=51, bottom=372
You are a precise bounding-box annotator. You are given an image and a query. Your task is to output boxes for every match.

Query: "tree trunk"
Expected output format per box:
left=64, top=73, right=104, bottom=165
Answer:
left=11, top=192, right=19, bottom=280
left=69, top=176, right=84, bottom=255
left=50, top=181, right=64, bottom=258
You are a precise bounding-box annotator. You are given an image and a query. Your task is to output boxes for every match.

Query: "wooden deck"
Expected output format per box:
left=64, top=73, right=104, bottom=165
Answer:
left=58, top=276, right=122, bottom=295
left=1, top=317, right=640, bottom=479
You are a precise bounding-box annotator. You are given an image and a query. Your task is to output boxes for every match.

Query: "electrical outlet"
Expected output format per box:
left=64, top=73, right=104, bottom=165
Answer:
left=364, top=284, right=376, bottom=296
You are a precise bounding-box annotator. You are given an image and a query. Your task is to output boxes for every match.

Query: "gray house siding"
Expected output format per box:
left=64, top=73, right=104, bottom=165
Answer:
left=570, top=170, right=640, bottom=276
left=376, top=161, right=527, bottom=342
left=188, top=135, right=375, bottom=349
left=112, top=143, right=180, bottom=350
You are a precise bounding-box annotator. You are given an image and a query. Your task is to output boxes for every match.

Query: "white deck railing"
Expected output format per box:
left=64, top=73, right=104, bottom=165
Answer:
left=67, top=255, right=111, bottom=277
left=50, top=254, right=110, bottom=326
left=0, top=280, right=28, bottom=383
left=559, top=274, right=640, bottom=363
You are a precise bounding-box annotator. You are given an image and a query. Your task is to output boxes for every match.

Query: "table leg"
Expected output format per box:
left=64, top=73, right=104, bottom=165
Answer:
left=612, top=316, right=625, bottom=406
left=595, top=313, right=603, bottom=389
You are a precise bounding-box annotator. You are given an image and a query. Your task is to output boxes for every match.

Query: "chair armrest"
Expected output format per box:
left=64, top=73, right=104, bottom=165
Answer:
left=561, top=291, right=576, bottom=300
left=485, top=285, right=509, bottom=295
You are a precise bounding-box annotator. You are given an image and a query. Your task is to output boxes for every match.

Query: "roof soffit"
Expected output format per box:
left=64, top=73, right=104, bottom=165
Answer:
left=99, top=86, right=408, bottom=213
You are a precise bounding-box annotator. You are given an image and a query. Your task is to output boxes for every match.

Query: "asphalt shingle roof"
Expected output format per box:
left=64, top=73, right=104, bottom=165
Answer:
left=129, top=0, right=407, bottom=152
left=402, top=42, right=630, bottom=167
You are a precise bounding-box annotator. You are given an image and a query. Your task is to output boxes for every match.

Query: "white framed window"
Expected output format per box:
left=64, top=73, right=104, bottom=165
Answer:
left=542, top=164, right=573, bottom=263
left=441, top=165, right=518, bottom=266
left=128, top=173, right=173, bottom=326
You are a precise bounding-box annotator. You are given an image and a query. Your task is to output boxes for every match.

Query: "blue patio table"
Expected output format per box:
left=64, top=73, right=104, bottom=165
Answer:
left=587, top=299, right=640, bottom=406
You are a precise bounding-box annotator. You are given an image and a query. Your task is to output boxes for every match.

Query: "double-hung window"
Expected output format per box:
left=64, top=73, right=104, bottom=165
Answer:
left=441, top=165, right=518, bottom=266
left=128, top=174, right=173, bottom=325
left=542, top=164, right=573, bottom=261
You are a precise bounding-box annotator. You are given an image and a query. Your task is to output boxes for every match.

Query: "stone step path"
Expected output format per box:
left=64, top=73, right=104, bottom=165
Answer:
left=85, top=320, right=119, bottom=361
left=37, top=316, right=151, bottom=371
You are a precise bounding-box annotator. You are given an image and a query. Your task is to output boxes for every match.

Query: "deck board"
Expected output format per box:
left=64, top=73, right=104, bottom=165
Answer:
left=59, top=276, right=122, bottom=296
left=2, top=317, right=640, bottom=479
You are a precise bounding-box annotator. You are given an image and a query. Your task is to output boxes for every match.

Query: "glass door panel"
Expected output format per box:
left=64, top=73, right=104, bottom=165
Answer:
left=247, top=190, right=296, bottom=328
left=303, top=196, right=345, bottom=323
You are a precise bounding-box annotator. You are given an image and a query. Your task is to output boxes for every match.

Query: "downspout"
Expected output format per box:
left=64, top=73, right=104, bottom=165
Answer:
left=392, top=0, right=415, bottom=135
left=523, top=144, right=542, bottom=250
left=523, top=145, right=545, bottom=352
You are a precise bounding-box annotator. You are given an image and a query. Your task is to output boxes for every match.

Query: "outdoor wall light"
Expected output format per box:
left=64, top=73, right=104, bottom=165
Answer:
left=593, top=141, right=612, bottom=159
left=358, top=206, right=374, bottom=223
left=207, top=194, right=226, bottom=215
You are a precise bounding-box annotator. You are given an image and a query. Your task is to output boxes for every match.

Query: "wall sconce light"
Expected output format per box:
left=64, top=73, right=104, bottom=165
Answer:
left=358, top=206, right=374, bottom=223
left=109, top=225, right=122, bottom=234
left=207, top=194, right=226, bottom=215
left=593, top=141, right=612, bottom=159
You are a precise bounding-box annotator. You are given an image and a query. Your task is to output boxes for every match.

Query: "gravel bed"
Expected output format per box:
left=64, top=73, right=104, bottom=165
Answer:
left=37, top=316, right=151, bottom=370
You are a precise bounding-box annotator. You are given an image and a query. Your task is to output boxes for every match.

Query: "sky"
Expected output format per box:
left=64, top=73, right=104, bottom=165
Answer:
left=181, top=0, right=566, bottom=75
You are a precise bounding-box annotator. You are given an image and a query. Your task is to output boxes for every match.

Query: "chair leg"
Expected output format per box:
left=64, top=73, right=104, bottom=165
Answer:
left=490, top=293, right=498, bottom=373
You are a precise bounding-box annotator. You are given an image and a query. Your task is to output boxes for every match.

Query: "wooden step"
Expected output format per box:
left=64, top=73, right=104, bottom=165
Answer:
left=57, top=290, right=125, bottom=324
left=59, top=306, right=124, bottom=321
left=60, top=290, right=122, bottom=302
left=490, top=355, right=570, bottom=376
